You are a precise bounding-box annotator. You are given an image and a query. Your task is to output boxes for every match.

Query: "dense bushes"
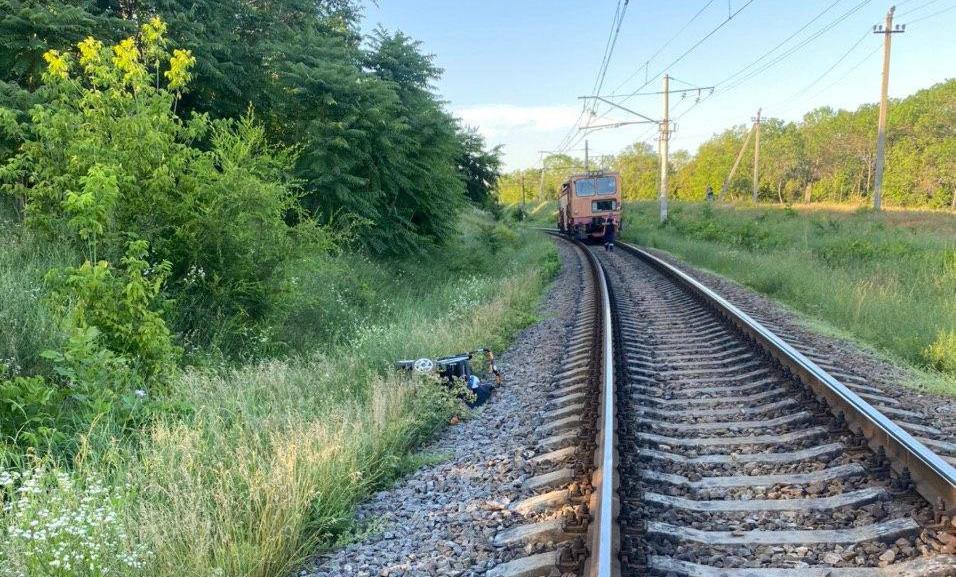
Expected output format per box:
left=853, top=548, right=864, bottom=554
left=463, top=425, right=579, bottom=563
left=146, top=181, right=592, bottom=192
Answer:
left=1, top=1, right=502, bottom=257
left=0, top=5, right=519, bottom=574
left=2, top=23, right=323, bottom=351
left=0, top=17, right=435, bottom=456
left=0, top=209, right=557, bottom=575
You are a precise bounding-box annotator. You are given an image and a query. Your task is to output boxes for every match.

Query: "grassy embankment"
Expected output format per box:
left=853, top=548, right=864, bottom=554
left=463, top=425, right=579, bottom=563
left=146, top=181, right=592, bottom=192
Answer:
left=521, top=200, right=955, bottom=394
left=0, top=209, right=558, bottom=576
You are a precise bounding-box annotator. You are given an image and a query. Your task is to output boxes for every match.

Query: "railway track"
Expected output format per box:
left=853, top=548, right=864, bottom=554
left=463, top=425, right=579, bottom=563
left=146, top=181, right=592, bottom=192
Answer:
left=491, top=233, right=956, bottom=577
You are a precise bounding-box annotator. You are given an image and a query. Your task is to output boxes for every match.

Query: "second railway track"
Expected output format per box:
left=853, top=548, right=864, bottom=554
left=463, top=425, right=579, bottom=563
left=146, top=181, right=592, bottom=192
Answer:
left=513, top=232, right=956, bottom=577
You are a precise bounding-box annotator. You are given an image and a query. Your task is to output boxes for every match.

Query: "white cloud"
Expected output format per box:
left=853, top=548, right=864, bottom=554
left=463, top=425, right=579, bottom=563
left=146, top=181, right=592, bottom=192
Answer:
left=455, top=104, right=581, bottom=139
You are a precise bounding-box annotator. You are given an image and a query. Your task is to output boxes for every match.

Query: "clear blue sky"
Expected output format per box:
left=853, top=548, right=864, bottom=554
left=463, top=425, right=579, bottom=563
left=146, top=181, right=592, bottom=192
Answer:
left=361, top=1, right=956, bottom=169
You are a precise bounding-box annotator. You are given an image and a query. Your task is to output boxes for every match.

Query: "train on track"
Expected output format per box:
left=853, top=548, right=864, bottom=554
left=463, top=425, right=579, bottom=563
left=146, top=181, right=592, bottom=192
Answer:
left=557, top=170, right=622, bottom=241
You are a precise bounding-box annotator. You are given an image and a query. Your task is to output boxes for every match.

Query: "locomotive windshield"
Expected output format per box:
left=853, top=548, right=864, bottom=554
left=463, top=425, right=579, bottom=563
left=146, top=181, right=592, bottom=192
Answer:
left=575, top=176, right=617, bottom=197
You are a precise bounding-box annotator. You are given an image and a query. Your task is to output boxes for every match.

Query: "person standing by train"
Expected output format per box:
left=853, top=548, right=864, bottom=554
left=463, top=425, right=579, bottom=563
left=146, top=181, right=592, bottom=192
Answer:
left=602, top=217, right=616, bottom=252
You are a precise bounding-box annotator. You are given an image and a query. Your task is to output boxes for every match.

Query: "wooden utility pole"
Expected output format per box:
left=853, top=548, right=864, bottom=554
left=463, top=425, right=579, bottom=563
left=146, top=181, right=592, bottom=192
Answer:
left=659, top=74, right=670, bottom=223
left=752, top=108, right=762, bottom=203
left=873, top=6, right=904, bottom=211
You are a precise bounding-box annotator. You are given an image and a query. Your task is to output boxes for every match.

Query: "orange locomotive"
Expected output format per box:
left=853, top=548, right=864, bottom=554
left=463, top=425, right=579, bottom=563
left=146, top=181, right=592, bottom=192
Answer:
left=557, top=171, right=622, bottom=240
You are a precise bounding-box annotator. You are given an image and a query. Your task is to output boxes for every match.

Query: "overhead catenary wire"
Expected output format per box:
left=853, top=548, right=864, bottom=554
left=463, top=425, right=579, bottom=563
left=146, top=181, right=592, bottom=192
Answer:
left=608, top=0, right=717, bottom=94
left=613, top=0, right=756, bottom=108
left=590, top=0, right=631, bottom=116
left=667, top=75, right=704, bottom=88
left=558, top=0, right=950, bottom=179
left=582, top=0, right=755, bottom=133
left=562, top=0, right=905, bottom=170
left=671, top=0, right=875, bottom=126
left=592, top=0, right=625, bottom=97
left=714, top=0, right=847, bottom=90
left=787, top=42, right=883, bottom=114
left=897, top=0, right=945, bottom=17
left=571, top=0, right=755, bottom=165
left=776, top=30, right=873, bottom=109
left=554, top=108, right=589, bottom=155
left=717, top=0, right=875, bottom=95
left=671, top=32, right=882, bottom=131
left=905, top=3, right=956, bottom=23
left=645, top=0, right=866, bottom=127
left=554, top=0, right=631, bottom=155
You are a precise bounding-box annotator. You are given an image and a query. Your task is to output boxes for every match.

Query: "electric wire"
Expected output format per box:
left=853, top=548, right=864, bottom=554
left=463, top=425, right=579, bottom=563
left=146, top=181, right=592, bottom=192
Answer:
left=790, top=42, right=882, bottom=113
left=591, top=0, right=630, bottom=113
left=897, top=0, right=945, bottom=17
left=615, top=0, right=756, bottom=107
left=554, top=0, right=631, bottom=155
left=608, top=0, right=717, bottom=94
left=718, top=0, right=874, bottom=95
left=713, top=0, right=846, bottom=89
left=587, top=0, right=632, bottom=125
left=657, top=0, right=865, bottom=127
left=905, top=2, right=956, bottom=23
left=777, top=30, right=872, bottom=108
left=583, top=0, right=755, bottom=132
left=665, top=0, right=878, bottom=131
left=570, top=0, right=754, bottom=165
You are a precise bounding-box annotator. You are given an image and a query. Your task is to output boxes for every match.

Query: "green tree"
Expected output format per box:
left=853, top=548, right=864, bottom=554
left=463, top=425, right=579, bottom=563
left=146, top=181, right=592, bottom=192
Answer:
left=613, top=142, right=658, bottom=200
left=1, top=20, right=321, bottom=352
left=2, top=1, right=499, bottom=255
left=458, top=127, right=502, bottom=207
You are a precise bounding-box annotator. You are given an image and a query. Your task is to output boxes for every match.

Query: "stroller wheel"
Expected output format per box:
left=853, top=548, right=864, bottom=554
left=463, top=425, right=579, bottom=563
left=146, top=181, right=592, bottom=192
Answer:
left=412, top=358, right=435, bottom=373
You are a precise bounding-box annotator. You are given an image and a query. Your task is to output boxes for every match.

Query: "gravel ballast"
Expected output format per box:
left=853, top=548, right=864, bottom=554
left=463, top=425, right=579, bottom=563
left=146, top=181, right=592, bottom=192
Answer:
left=638, top=245, right=956, bottom=453
left=302, top=241, right=586, bottom=577
left=301, top=237, right=955, bottom=577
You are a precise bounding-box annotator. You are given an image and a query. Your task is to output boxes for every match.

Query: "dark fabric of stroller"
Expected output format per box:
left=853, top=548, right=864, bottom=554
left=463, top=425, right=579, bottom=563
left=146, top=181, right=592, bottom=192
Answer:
left=437, top=355, right=492, bottom=407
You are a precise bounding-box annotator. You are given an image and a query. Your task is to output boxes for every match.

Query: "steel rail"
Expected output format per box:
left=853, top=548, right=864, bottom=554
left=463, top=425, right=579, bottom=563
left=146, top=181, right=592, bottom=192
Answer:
left=549, top=231, right=620, bottom=577
left=617, top=240, right=956, bottom=512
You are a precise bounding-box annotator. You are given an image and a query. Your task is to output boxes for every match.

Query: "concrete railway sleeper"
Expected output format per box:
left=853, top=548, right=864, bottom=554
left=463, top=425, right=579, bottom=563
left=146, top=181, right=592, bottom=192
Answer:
left=521, top=232, right=956, bottom=577
left=601, top=241, right=956, bottom=577
left=487, top=240, right=613, bottom=577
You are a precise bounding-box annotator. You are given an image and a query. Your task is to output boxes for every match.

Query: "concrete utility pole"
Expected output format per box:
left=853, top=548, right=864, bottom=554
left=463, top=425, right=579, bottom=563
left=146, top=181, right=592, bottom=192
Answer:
left=752, top=108, right=762, bottom=203
left=520, top=173, right=526, bottom=216
left=873, top=6, right=904, bottom=211
left=538, top=164, right=546, bottom=200
left=720, top=125, right=754, bottom=200
left=659, top=74, right=670, bottom=223
left=584, top=139, right=590, bottom=173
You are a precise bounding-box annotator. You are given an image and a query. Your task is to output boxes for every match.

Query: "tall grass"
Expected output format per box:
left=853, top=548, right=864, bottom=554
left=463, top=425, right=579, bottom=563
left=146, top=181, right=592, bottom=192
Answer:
left=1, top=210, right=558, bottom=576
left=620, top=202, right=956, bottom=393
left=0, top=214, right=71, bottom=376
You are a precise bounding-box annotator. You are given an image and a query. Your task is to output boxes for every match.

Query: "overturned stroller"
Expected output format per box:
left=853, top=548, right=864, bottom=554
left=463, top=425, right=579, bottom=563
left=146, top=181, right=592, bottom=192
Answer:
left=395, top=349, right=502, bottom=407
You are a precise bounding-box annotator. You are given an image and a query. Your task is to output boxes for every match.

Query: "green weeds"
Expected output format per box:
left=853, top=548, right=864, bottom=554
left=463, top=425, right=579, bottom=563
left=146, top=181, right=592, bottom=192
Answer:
left=0, top=210, right=557, bottom=576
left=621, top=202, right=956, bottom=394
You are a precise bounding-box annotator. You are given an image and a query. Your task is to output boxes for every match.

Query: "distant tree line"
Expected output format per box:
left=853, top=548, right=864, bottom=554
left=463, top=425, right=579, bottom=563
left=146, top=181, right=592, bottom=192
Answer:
left=501, top=79, right=954, bottom=209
